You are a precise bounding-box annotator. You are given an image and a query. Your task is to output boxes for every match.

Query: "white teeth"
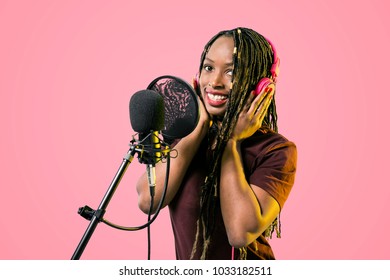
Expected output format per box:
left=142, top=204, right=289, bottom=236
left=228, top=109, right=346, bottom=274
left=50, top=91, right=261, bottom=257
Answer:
left=208, top=93, right=227, bottom=101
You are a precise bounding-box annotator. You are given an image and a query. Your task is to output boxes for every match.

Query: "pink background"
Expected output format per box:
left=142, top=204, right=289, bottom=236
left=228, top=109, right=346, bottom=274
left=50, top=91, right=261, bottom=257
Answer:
left=1, top=0, right=389, bottom=260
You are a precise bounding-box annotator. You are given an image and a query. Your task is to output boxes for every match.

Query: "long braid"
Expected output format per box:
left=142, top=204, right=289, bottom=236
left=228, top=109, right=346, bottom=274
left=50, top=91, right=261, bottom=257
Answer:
left=191, top=28, right=278, bottom=259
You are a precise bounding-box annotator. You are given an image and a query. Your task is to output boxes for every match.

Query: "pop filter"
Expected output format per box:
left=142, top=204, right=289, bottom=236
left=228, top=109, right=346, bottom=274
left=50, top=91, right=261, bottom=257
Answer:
left=147, top=75, right=199, bottom=143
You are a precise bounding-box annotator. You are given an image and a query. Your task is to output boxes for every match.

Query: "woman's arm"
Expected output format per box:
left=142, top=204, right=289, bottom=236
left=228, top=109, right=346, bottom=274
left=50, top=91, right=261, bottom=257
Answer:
left=219, top=91, right=282, bottom=248
left=220, top=139, right=280, bottom=248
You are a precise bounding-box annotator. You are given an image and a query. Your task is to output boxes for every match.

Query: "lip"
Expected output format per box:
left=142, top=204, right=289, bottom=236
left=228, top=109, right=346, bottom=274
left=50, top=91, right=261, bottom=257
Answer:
left=205, top=90, right=229, bottom=107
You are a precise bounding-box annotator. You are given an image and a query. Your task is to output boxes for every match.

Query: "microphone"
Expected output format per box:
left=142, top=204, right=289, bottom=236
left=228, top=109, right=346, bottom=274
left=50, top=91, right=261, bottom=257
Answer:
left=129, top=89, right=165, bottom=193
left=129, top=89, right=164, bottom=135
left=72, top=90, right=167, bottom=261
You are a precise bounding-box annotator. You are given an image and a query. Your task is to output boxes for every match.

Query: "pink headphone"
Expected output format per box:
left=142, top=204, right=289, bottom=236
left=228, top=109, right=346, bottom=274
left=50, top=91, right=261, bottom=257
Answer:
left=193, top=37, right=280, bottom=96
left=253, top=37, right=280, bottom=96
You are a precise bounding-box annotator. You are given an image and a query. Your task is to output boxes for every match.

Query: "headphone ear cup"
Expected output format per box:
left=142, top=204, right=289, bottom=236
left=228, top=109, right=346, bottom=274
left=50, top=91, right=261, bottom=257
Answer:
left=193, top=73, right=199, bottom=90
left=254, top=78, right=272, bottom=96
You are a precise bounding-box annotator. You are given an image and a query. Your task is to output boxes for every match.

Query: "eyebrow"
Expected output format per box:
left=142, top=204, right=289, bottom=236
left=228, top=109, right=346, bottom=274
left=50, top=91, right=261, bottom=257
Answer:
left=204, top=57, right=234, bottom=67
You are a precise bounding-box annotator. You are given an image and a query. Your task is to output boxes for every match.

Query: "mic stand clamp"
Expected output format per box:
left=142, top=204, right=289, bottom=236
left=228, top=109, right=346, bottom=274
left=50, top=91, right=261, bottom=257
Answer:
left=77, top=205, right=95, bottom=221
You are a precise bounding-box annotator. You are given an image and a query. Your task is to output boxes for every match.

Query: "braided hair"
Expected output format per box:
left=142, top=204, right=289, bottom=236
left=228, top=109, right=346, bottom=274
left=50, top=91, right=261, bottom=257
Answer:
left=191, top=27, right=279, bottom=259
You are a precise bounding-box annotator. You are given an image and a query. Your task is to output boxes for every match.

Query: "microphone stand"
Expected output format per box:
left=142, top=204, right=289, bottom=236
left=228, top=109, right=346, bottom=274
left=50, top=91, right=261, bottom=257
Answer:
left=71, top=145, right=137, bottom=260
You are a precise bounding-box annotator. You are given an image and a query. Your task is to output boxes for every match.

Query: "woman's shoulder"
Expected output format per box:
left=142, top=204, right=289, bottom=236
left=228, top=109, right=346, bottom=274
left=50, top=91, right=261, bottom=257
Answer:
left=239, top=131, right=296, bottom=172
left=244, top=129, right=296, bottom=152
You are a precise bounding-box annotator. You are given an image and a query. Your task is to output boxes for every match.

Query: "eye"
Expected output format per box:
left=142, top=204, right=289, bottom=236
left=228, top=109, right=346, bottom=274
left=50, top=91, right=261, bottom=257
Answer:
left=226, top=69, right=233, bottom=76
left=203, top=65, right=213, bottom=72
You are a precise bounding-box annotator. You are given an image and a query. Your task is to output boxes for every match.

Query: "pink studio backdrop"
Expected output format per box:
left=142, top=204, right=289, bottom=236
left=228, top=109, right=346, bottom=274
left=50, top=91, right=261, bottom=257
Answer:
left=1, top=0, right=389, bottom=260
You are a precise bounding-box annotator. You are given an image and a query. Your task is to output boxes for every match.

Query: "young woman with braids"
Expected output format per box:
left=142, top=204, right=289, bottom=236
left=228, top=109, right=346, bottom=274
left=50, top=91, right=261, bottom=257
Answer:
left=136, top=27, right=297, bottom=260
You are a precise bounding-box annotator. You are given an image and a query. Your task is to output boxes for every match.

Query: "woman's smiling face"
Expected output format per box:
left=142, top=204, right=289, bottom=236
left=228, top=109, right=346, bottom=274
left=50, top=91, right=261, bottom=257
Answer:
left=199, top=36, right=234, bottom=117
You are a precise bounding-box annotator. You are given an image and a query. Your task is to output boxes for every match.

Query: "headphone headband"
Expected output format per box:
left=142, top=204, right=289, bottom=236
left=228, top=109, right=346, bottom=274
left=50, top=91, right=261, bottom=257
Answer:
left=264, top=37, right=280, bottom=83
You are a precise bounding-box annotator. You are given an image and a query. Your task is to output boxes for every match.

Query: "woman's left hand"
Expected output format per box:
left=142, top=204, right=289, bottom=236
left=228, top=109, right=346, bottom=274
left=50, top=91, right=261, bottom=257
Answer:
left=230, top=88, right=274, bottom=141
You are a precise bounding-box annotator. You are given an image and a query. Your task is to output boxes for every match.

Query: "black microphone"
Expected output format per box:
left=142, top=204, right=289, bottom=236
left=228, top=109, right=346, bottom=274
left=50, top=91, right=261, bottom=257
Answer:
left=129, top=89, right=164, bottom=192
left=129, top=89, right=164, bottom=135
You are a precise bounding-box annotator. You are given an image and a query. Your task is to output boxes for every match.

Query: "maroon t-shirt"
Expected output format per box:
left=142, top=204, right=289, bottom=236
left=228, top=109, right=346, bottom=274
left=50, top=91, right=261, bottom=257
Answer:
left=168, top=131, right=297, bottom=260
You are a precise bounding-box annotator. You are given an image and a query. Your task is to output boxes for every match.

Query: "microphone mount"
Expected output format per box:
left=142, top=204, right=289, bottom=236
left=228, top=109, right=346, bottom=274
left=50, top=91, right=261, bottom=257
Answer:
left=129, top=131, right=170, bottom=165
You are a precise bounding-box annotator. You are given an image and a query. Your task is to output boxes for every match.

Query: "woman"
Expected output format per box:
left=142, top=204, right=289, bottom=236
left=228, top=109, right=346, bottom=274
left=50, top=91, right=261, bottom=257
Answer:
left=136, top=27, right=297, bottom=260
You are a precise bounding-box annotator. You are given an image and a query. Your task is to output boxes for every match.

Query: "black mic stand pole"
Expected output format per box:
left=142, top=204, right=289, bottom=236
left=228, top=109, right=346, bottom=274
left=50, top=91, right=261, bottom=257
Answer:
left=71, top=145, right=137, bottom=260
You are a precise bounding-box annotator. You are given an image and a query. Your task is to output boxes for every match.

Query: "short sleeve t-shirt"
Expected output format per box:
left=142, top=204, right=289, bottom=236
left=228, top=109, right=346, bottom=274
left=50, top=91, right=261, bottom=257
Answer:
left=168, top=130, right=297, bottom=260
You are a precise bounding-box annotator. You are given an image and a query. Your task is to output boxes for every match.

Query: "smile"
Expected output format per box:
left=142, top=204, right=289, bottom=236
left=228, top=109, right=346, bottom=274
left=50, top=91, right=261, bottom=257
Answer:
left=207, top=93, right=228, bottom=101
left=205, top=92, right=229, bottom=107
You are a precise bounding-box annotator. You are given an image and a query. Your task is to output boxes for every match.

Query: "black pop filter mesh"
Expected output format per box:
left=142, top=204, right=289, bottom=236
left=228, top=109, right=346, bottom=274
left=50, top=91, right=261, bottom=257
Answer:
left=147, top=75, right=199, bottom=143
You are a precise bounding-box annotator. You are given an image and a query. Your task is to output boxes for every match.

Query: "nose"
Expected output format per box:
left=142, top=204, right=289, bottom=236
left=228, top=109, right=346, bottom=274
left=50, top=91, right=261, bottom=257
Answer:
left=209, top=71, right=224, bottom=88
